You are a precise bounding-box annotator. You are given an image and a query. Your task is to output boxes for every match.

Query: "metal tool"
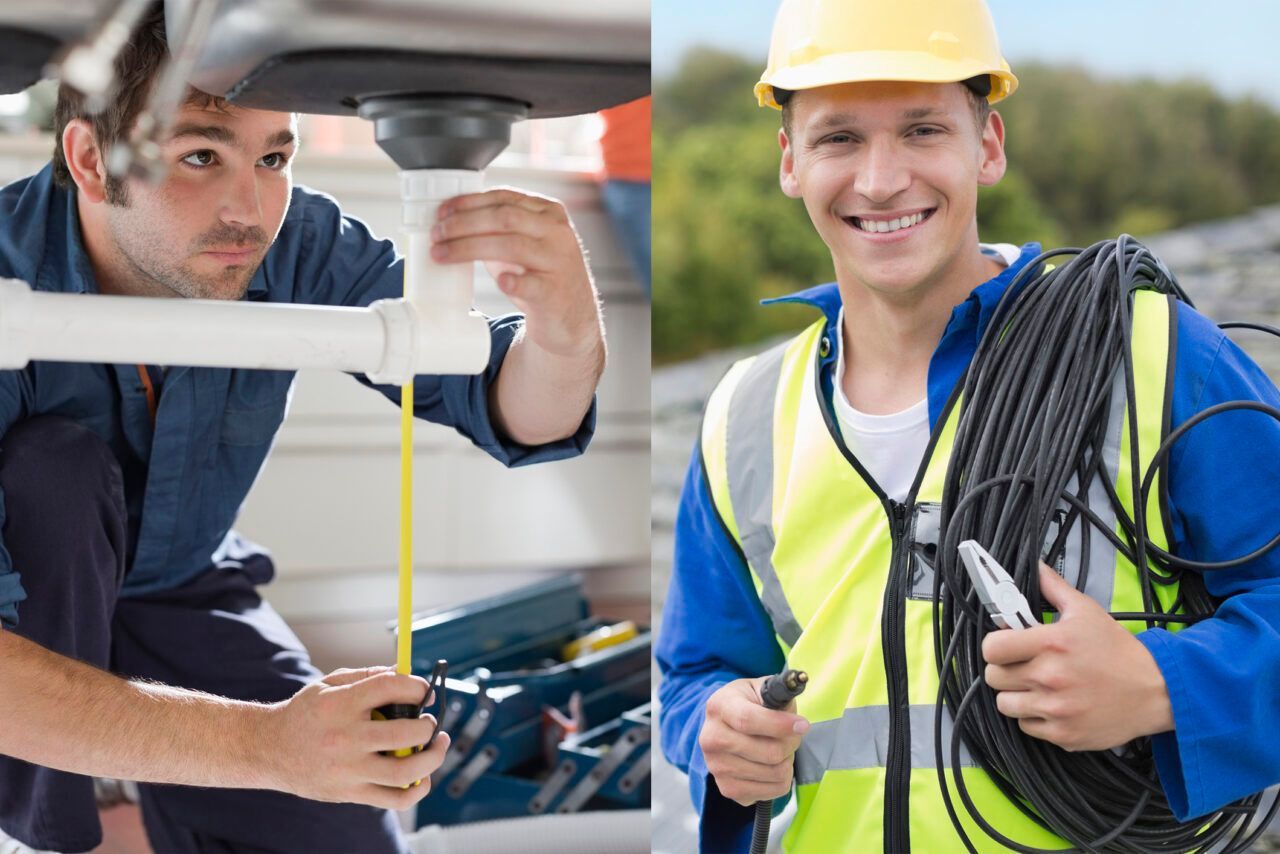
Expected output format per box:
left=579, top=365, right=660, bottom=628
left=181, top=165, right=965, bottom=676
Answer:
left=409, top=576, right=651, bottom=826
left=957, top=540, right=1037, bottom=630
left=107, top=0, right=222, bottom=183
left=48, top=0, right=155, bottom=112
left=555, top=726, right=650, bottom=813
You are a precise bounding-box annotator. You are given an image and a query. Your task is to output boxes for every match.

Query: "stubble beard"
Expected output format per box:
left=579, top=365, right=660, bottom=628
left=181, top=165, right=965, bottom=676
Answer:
left=105, top=194, right=267, bottom=301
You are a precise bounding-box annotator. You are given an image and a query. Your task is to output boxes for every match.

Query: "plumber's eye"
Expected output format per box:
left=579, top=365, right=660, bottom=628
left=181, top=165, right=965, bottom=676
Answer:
left=182, top=150, right=216, bottom=168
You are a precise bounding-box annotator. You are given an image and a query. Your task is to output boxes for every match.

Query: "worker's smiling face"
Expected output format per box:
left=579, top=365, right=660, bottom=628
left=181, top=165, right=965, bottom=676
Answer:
left=779, top=80, right=1006, bottom=299
left=101, top=102, right=297, bottom=301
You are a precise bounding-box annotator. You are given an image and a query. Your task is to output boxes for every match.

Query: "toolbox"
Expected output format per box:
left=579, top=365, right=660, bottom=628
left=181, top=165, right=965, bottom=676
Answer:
left=410, top=575, right=651, bottom=826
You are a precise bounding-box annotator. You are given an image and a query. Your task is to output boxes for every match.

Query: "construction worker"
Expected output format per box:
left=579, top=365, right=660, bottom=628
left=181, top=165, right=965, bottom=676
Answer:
left=656, top=0, right=1280, bottom=850
left=0, top=6, right=603, bottom=854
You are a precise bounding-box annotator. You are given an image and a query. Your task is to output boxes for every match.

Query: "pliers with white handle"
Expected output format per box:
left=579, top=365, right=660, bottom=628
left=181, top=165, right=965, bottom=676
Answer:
left=957, top=540, right=1038, bottom=630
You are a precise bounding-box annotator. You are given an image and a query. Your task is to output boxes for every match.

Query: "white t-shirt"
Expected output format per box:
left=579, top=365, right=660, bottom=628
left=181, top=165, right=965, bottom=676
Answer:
left=831, top=243, right=1020, bottom=501
left=831, top=356, right=930, bottom=503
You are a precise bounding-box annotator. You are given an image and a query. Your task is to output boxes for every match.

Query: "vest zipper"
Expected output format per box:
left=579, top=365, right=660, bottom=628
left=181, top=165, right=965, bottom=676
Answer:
left=882, top=498, right=912, bottom=854
left=812, top=333, right=969, bottom=852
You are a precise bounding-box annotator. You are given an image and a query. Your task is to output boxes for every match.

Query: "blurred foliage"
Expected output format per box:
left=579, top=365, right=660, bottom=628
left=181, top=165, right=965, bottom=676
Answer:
left=653, top=50, right=1280, bottom=363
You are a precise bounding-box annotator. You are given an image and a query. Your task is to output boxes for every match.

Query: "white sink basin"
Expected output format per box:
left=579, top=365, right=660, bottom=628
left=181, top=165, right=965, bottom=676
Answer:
left=171, top=0, right=650, bottom=117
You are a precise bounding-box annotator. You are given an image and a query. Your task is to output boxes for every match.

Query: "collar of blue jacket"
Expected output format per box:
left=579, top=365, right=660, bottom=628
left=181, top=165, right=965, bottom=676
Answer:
left=0, top=163, right=593, bottom=629
left=750, top=242, right=1043, bottom=429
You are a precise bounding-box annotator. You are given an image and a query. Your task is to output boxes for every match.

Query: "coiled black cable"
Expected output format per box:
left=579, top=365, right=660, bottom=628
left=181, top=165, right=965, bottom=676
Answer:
left=930, top=236, right=1280, bottom=853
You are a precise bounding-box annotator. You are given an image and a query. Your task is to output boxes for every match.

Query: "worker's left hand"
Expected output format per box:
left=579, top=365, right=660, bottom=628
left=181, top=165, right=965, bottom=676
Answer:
left=982, top=563, right=1175, bottom=752
left=431, top=188, right=603, bottom=360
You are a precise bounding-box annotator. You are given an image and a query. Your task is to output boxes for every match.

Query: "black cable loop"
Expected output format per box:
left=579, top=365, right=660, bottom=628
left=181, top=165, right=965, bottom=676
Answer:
left=931, top=235, right=1279, bottom=852
left=1136, top=400, right=1280, bottom=571
left=1220, top=321, right=1280, bottom=337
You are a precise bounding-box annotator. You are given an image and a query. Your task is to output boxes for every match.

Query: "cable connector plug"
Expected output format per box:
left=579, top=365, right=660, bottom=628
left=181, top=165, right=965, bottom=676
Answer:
left=759, top=668, right=808, bottom=711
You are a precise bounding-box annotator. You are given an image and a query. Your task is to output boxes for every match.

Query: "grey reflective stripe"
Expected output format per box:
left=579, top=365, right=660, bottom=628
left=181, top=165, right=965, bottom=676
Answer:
left=793, top=705, right=975, bottom=785
left=904, top=370, right=1128, bottom=610
left=725, top=341, right=802, bottom=647
left=1053, top=367, right=1125, bottom=612
left=1092, top=367, right=1129, bottom=608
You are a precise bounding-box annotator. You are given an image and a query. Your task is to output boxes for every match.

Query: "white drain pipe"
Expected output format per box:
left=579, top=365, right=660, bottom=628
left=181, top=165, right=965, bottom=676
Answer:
left=0, top=169, right=490, bottom=381
left=409, top=810, right=652, bottom=854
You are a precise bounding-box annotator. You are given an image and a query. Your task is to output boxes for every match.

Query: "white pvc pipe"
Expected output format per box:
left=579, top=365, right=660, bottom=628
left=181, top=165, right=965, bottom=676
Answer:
left=0, top=278, right=384, bottom=371
left=0, top=168, right=495, bottom=381
left=401, top=169, right=484, bottom=313
left=0, top=278, right=490, bottom=380
left=409, top=810, right=651, bottom=854
left=393, top=168, right=492, bottom=381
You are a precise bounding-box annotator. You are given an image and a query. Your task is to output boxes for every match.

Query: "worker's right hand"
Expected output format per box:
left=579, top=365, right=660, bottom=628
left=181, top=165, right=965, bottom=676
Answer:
left=699, top=677, right=810, bottom=807
left=263, top=666, right=451, bottom=811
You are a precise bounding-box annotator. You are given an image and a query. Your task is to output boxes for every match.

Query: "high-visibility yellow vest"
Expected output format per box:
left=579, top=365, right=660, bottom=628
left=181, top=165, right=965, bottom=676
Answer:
left=700, top=288, right=1181, bottom=852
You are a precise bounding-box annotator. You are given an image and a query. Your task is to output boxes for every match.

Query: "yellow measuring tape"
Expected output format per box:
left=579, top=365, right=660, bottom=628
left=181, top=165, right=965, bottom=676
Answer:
left=374, top=245, right=453, bottom=782
left=399, top=377, right=413, bottom=677
left=370, top=272, right=423, bottom=777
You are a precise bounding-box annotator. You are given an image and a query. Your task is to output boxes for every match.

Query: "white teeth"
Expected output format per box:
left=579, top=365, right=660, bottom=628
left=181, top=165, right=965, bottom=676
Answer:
left=856, top=211, right=926, bottom=233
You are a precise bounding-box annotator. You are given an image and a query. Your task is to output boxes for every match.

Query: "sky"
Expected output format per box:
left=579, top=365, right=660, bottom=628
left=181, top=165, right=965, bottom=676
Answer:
left=653, top=1, right=1280, bottom=108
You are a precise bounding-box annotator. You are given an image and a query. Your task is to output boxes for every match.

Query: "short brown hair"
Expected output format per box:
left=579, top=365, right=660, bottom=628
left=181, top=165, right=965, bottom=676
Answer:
left=51, top=2, right=226, bottom=196
left=779, top=80, right=993, bottom=139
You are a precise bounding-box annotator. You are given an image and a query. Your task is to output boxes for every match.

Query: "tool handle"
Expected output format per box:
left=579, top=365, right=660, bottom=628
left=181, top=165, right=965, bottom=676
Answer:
left=749, top=668, right=809, bottom=854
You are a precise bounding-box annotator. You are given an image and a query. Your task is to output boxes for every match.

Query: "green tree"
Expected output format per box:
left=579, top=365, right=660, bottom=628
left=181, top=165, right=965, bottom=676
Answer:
left=654, top=50, right=1280, bottom=362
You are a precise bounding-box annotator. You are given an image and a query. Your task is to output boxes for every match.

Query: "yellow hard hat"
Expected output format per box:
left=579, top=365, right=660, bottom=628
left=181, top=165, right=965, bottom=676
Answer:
left=755, top=0, right=1018, bottom=109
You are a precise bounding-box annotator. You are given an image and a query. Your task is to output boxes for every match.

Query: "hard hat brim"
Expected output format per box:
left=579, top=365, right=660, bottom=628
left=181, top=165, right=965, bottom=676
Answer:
left=755, top=51, right=1018, bottom=110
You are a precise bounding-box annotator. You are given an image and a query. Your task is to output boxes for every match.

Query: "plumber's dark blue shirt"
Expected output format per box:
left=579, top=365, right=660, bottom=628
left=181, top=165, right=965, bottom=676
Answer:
left=0, top=164, right=594, bottom=625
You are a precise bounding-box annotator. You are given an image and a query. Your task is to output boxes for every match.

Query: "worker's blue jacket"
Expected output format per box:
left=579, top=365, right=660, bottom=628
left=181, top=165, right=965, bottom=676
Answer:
left=656, top=242, right=1280, bottom=852
left=0, top=164, right=595, bottom=628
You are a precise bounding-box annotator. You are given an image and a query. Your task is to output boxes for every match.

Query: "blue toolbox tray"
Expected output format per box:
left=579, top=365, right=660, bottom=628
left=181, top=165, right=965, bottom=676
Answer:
left=410, top=575, right=651, bottom=826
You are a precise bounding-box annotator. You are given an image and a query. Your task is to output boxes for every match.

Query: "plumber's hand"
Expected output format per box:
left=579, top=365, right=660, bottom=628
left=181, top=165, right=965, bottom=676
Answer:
left=264, top=666, right=450, bottom=810
left=430, top=187, right=603, bottom=360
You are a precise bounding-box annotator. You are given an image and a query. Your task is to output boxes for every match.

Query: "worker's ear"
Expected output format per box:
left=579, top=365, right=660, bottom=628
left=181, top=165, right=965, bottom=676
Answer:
left=62, top=118, right=109, bottom=204
left=977, top=110, right=1007, bottom=187
left=779, top=127, right=801, bottom=199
